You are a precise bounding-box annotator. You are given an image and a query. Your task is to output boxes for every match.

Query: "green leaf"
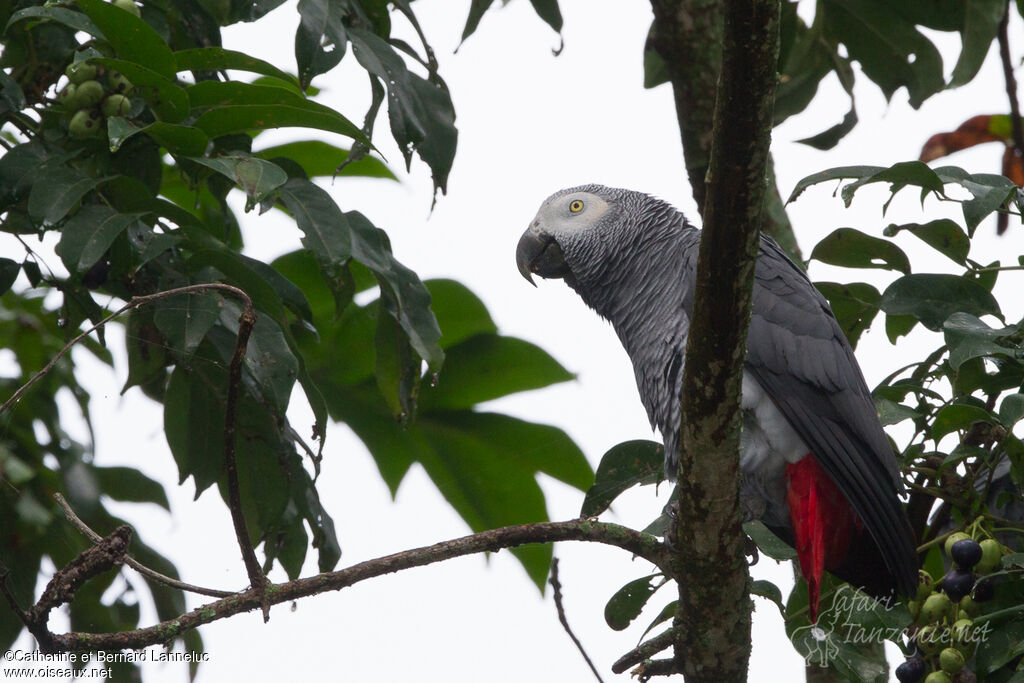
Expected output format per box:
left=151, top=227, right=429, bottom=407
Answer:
left=528, top=0, right=563, bottom=34
left=813, top=281, right=880, bottom=348
left=374, top=301, right=421, bottom=422
left=839, top=161, right=945, bottom=208
left=976, top=618, right=1024, bottom=675
left=643, top=42, right=669, bottom=89
left=416, top=413, right=554, bottom=589
left=810, top=227, right=910, bottom=273
left=751, top=579, right=784, bottom=611
left=93, top=58, right=189, bottom=123
left=272, top=515, right=309, bottom=580
left=26, top=166, right=106, bottom=227
left=0, top=258, right=19, bottom=295
left=94, top=466, right=170, bottom=510
left=5, top=6, right=101, bottom=37
left=948, top=0, right=1005, bottom=88
left=883, top=219, right=970, bottom=265
left=581, top=440, right=664, bottom=517
left=188, top=154, right=288, bottom=210
left=639, top=605, right=676, bottom=641
left=56, top=205, right=139, bottom=273
left=271, top=249, right=347, bottom=321
left=959, top=173, right=1018, bottom=233
left=225, top=399, right=291, bottom=542
left=0, top=70, right=25, bottom=117
left=418, top=336, right=573, bottom=412
left=153, top=290, right=221, bottom=361
left=277, top=178, right=352, bottom=282
left=426, top=278, right=497, bottom=348
left=443, top=412, right=592, bottom=491
left=743, top=520, right=797, bottom=560
left=604, top=574, right=662, bottom=631
left=228, top=306, right=298, bottom=414
left=107, top=117, right=208, bottom=156
left=122, top=308, right=169, bottom=395
left=164, top=361, right=226, bottom=494
left=943, top=312, right=1020, bottom=370
left=189, top=248, right=311, bottom=322
left=821, top=0, right=944, bottom=108
left=999, top=394, right=1024, bottom=428
left=255, top=140, right=395, bottom=179
left=77, top=0, right=176, bottom=79
left=349, top=28, right=457, bottom=195
left=347, top=210, right=445, bottom=373
left=785, top=577, right=897, bottom=679
left=188, top=81, right=368, bottom=144
left=459, top=0, right=497, bottom=44
left=174, top=47, right=299, bottom=85
left=797, top=108, right=859, bottom=151
left=787, top=165, right=884, bottom=204
left=932, top=403, right=993, bottom=442
left=874, top=397, right=922, bottom=427
left=880, top=274, right=1002, bottom=331
left=295, top=0, right=348, bottom=87
left=885, top=313, right=918, bottom=343
left=330, top=383, right=589, bottom=586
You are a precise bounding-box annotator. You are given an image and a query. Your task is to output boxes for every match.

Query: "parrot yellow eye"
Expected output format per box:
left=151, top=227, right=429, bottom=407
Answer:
left=569, top=199, right=584, bottom=214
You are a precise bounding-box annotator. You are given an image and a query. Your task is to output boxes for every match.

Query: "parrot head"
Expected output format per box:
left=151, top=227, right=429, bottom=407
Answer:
left=515, top=185, right=627, bottom=288
left=515, top=184, right=685, bottom=295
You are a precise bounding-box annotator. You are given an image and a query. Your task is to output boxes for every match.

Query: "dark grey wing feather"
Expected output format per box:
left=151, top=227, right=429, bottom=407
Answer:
left=745, top=235, right=917, bottom=595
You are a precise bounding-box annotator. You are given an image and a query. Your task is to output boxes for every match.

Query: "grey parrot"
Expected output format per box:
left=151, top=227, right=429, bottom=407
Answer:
left=515, top=184, right=917, bottom=620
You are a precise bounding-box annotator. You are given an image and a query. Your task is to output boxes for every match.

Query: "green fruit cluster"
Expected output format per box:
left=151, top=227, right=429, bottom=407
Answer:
left=57, top=60, right=134, bottom=140
left=896, top=533, right=1007, bottom=683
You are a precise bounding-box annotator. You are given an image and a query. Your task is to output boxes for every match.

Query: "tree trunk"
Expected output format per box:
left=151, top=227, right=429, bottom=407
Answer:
left=665, top=0, right=782, bottom=680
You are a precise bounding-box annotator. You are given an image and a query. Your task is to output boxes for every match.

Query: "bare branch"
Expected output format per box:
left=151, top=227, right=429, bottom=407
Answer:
left=219, top=298, right=269, bottom=618
left=28, top=520, right=666, bottom=654
left=54, top=494, right=234, bottom=599
left=612, top=627, right=676, bottom=674
left=6, top=526, right=133, bottom=650
left=0, top=283, right=267, bottom=615
left=631, top=657, right=678, bottom=679
left=548, top=558, right=604, bottom=683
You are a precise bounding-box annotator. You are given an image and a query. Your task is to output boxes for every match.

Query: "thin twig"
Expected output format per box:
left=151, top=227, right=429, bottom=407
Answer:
left=33, top=519, right=668, bottom=654
left=220, top=299, right=269, bottom=619
left=0, top=574, right=33, bottom=630
left=999, top=1, right=1024, bottom=234
left=999, top=4, right=1024, bottom=161
left=0, top=283, right=249, bottom=416
left=548, top=558, right=604, bottom=683
left=0, top=283, right=264, bottom=612
left=54, top=494, right=234, bottom=599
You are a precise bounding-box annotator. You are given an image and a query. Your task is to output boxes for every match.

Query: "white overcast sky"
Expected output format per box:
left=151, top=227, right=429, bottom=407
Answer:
left=6, top=1, right=1024, bottom=682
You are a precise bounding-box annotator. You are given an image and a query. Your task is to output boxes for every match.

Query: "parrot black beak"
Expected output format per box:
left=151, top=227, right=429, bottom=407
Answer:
left=516, top=229, right=572, bottom=286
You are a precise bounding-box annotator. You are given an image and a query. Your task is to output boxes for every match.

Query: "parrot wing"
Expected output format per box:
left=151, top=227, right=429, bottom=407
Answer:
left=743, top=235, right=918, bottom=596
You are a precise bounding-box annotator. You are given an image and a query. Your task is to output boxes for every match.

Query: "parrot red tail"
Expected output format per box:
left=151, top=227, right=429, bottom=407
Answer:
left=786, top=455, right=861, bottom=622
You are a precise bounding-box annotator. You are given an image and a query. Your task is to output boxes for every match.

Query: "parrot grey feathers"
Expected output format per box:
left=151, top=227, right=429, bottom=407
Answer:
left=517, top=184, right=918, bottom=599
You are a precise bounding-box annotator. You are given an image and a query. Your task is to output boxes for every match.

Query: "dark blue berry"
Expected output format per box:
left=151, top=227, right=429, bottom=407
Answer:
left=895, top=656, right=926, bottom=683
left=940, top=568, right=976, bottom=602
left=950, top=538, right=983, bottom=570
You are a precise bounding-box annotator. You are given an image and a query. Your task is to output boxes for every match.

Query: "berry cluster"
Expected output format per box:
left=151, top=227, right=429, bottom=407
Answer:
left=55, top=1, right=140, bottom=139
left=896, top=534, right=1004, bottom=683
left=57, top=61, right=134, bottom=139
